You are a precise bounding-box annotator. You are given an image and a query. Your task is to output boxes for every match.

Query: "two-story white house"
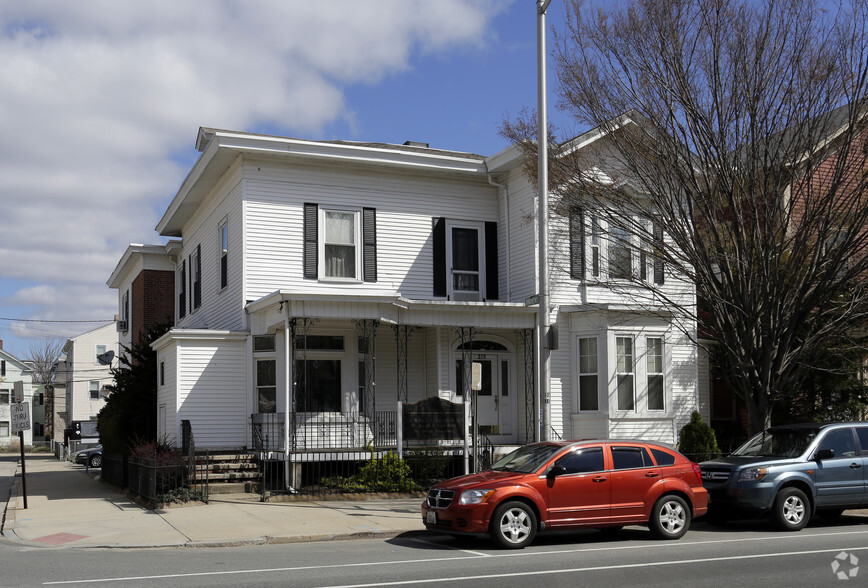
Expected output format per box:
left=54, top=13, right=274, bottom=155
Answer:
left=59, top=323, right=119, bottom=433
left=111, top=120, right=702, bottom=487
left=0, top=343, right=34, bottom=447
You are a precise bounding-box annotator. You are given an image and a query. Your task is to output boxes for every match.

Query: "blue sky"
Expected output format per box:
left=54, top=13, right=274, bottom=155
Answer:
left=0, top=0, right=575, bottom=360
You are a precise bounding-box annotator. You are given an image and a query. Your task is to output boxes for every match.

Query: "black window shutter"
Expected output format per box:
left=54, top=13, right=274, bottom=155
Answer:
left=194, top=244, right=202, bottom=308
left=484, top=221, right=499, bottom=300
left=433, top=217, right=446, bottom=296
left=362, top=207, right=377, bottom=282
left=569, top=207, right=585, bottom=279
left=179, top=259, right=186, bottom=319
left=304, top=203, right=318, bottom=279
left=653, top=220, right=665, bottom=284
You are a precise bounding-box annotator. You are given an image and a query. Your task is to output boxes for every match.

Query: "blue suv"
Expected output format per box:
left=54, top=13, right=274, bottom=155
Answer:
left=700, top=422, right=868, bottom=530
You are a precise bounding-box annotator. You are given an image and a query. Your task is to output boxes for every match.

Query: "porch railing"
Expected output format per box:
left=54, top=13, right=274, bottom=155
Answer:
left=252, top=411, right=398, bottom=451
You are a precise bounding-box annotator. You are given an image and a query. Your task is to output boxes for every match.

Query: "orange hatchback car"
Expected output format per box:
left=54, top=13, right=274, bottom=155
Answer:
left=422, top=440, right=708, bottom=548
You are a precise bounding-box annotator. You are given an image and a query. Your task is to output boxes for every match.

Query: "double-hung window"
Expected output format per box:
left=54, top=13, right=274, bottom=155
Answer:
left=89, top=380, right=101, bottom=400
left=647, top=337, right=664, bottom=410
left=191, top=244, right=202, bottom=310
left=304, top=203, right=377, bottom=282
left=578, top=337, right=599, bottom=411
left=609, top=223, right=633, bottom=280
left=254, top=335, right=276, bottom=414
left=323, top=209, right=360, bottom=280
left=120, top=290, right=129, bottom=332
left=616, top=336, right=635, bottom=410
left=179, top=259, right=187, bottom=319
left=219, top=220, right=229, bottom=290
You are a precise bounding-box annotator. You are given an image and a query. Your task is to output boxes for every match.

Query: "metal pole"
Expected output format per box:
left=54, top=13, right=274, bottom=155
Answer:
left=18, top=430, right=27, bottom=509
left=537, top=0, right=552, bottom=442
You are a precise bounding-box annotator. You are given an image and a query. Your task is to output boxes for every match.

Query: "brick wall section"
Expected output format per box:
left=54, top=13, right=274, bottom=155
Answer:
left=131, top=269, right=175, bottom=344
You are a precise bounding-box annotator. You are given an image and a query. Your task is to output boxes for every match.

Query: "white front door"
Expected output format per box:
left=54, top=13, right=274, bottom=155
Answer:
left=456, top=355, right=512, bottom=436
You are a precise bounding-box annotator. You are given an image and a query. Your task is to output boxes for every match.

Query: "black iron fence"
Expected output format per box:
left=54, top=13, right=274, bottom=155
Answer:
left=252, top=411, right=398, bottom=451
left=250, top=411, right=474, bottom=498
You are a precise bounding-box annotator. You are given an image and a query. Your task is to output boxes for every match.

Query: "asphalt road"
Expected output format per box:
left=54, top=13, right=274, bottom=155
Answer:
left=1, top=515, right=867, bottom=587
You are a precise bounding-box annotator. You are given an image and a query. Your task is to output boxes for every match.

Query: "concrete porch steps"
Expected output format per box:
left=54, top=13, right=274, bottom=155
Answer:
left=193, top=450, right=263, bottom=494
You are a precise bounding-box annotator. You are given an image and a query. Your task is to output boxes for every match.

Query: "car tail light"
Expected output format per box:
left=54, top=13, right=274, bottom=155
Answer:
left=691, top=463, right=703, bottom=484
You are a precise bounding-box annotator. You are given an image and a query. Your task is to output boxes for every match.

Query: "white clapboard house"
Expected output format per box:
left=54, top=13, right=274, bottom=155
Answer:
left=110, top=120, right=702, bottom=488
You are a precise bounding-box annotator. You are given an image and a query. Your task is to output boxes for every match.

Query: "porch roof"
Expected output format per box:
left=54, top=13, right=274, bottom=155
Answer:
left=246, top=290, right=539, bottom=330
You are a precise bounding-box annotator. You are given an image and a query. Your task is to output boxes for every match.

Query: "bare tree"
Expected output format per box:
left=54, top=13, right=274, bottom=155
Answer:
left=29, top=338, right=65, bottom=440
left=504, top=0, right=868, bottom=433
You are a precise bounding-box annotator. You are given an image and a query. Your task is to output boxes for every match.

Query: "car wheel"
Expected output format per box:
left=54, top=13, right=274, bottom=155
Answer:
left=490, top=501, right=537, bottom=549
left=89, top=454, right=102, bottom=468
left=771, top=487, right=810, bottom=531
left=649, top=495, right=691, bottom=539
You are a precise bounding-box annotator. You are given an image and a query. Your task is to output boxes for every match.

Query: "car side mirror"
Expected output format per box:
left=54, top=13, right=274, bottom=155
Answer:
left=547, top=464, right=567, bottom=479
left=815, top=448, right=835, bottom=461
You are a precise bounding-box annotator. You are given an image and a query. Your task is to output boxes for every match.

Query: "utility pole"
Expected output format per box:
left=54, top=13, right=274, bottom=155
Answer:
left=536, top=0, right=552, bottom=441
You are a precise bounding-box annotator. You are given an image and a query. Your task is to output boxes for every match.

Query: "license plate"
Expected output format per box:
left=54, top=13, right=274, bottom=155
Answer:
left=426, top=511, right=437, bottom=524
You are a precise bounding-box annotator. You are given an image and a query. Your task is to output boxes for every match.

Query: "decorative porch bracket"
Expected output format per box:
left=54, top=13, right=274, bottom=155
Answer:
left=392, top=325, right=415, bottom=403
left=517, top=328, right=536, bottom=443
left=353, top=319, right=379, bottom=419
left=289, top=316, right=318, bottom=450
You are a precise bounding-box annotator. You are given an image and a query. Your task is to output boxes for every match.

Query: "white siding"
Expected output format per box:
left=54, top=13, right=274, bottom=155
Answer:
left=156, top=345, right=178, bottom=443
left=503, top=169, right=537, bottom=302
left=177, top=339, right=247, bottom=448
left=176, top=162, right=245, bottom=332
left=243, top=158, right=499, bottom=301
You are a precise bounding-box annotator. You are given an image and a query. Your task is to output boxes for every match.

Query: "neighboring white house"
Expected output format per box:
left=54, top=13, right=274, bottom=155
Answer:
left=109, top=122, right=701, bottom=485
left=0, top=344, right=34, bottom=447
left=59, top=323, right=118, bottom=429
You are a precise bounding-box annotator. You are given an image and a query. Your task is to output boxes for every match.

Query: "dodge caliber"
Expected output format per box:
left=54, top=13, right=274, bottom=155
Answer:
left=422, top=440, right=708, bottom=548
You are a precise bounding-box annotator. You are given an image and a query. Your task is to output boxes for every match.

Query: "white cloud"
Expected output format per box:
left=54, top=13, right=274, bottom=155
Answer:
left=0, top=0, right=510, bottom=355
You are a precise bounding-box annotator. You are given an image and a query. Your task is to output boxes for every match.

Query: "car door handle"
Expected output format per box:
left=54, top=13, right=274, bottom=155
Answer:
left=645, top=472, right=659, bottom=478
left=593, top=476, right=608, bottom=483
left=850, top=463, right=862, bottom=469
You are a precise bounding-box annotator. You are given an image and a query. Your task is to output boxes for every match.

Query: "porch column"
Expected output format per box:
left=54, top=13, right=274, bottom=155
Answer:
left=517, top=329, right=536, bottom=443
left=392, top=325, right=415, bottom=403
left=454, top=327, right=476, bottom=472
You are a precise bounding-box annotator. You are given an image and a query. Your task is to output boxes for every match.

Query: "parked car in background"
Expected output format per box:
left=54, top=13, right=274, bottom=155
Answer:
left=422, top=440, right=708, bottom=549
left=73, top=445, right=103, bottom=468
left=700, top=422, right=868, bottom=531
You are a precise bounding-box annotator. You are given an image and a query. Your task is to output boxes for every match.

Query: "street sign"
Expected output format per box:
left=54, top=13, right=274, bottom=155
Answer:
left=11, top=402, right=30, bottom=433
left=524, top=294, right=540, bottom=306
left=471, top=362, right=482, bottom=391
left=13, top=380, right=24, bottom=404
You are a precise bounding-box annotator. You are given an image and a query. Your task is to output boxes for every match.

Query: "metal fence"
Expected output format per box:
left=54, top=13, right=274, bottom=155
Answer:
left=252, top=411, right=398, bottom=451
left=250, top=411, right=470, bottom=499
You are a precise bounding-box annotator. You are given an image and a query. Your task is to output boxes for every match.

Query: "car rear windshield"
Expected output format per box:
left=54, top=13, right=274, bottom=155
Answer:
left=490, top=443, right=563, bottom=473
left=731, top=428, right=820, bottom=458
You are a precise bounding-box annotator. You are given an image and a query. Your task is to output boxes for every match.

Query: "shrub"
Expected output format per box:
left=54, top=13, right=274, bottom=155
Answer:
left=678, top=411, right=720, bottom=461
left=321, top=452, right=421, bottom=493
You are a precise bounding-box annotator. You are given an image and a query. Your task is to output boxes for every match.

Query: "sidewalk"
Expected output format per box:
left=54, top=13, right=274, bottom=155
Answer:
left=1, top=455, right=426, bottom=549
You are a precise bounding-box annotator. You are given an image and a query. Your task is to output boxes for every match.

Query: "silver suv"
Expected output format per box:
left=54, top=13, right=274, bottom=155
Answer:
left=699, top=422, right=868, bottom=530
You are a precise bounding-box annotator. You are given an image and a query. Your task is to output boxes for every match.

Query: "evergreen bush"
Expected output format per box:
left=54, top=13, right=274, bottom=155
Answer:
left=678, top=410, right=720, bottom=462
